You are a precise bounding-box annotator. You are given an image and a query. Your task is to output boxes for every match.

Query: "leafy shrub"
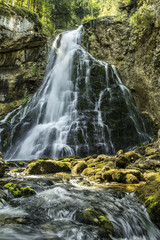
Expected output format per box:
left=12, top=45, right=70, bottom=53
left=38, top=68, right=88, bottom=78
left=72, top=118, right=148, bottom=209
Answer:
left=82, top=15, right=95, bottom=24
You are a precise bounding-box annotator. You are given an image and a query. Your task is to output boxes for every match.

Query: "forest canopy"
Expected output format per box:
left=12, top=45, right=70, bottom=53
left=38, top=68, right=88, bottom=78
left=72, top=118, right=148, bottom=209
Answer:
left=0, top=0, right=155, bottom=35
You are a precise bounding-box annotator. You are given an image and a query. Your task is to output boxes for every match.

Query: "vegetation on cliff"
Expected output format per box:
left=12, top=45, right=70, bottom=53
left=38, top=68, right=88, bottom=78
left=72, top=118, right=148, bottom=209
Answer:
left=0, top=0, right=158, bottom=35
left=0, top=2, right=42, bottom=28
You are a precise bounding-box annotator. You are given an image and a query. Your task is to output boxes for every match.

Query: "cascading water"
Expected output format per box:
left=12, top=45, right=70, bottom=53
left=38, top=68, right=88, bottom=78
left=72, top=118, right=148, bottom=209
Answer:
left=1, top=179, right=160, bottom=240
left=0, top=26, right=153, bottom=160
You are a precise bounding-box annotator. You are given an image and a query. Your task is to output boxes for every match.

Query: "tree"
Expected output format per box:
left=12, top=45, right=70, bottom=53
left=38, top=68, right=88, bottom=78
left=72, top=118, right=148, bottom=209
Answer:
left=90, top=0, right=93, bottom=17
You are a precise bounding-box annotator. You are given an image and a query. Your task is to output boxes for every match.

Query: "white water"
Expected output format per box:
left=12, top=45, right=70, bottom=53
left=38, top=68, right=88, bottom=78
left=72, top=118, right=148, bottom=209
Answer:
left=0, top=182, right=160, bottom=240
left=9, top=27, right=83, bottom=160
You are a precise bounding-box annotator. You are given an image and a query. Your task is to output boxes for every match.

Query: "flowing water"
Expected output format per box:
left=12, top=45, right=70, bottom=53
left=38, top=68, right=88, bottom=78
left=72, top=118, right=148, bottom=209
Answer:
left=0, top=26, right=153, bottom=160
left=0, top=177, right=160, bottom=240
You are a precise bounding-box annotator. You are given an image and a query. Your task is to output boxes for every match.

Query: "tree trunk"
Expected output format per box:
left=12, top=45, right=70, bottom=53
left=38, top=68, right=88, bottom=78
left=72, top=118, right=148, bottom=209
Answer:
left=28, top=0, right=30, bottom=9
left=90, top=0, right=93, bottom=18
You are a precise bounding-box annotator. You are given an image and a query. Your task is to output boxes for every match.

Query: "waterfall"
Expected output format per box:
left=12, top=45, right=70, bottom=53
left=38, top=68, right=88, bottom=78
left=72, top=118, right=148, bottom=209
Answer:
left=0, top=26, right=153, bottom=160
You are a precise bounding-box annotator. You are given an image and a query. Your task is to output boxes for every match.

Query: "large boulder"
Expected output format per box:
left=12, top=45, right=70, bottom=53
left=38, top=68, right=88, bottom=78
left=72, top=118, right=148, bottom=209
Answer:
left=23, top=159, right=71, bottom=175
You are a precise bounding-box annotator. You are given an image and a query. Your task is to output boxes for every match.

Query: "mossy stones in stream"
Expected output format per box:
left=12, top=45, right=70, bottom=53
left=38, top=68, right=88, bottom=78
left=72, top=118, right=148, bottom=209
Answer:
left=76, top=208, right=114, bottom=239
left=102, top=169, right=142, bottom=183
left=23, top=159, right=71, bottom=175
left=3, top=182, right=35, bottom=198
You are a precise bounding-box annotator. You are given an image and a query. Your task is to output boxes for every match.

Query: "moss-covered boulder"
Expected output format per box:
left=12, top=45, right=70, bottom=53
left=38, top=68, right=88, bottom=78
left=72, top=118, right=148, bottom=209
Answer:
left=96, top=154, right=110, bottom=162
left=102, top=169, right=142, bottom=183
left=136, top=173, right=160, bottom=228
left=23, top=159, right=71, bottom=175
left=0, top=152, right=5, bottom=177
left=72, top=161, right=87, bottom=174
left=125, top=174, right=139, bottom=184
left=115, top=155, right=130, bottom=169
left=76, top=208, right=114, bottom=238
left=127, top=157, right=160, bottom=172
left=145, top=147, right=158, bottom=156
left=123, top=151, right=140, bottom=162
left=115, top=150, right=140, bottom=169
left=3, top=182, right=35, bottom=198
left=82, top=167, right=97, bottom=176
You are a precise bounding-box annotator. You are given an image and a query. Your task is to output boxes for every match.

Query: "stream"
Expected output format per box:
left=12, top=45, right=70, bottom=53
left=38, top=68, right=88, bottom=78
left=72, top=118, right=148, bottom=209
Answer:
left=0, top=176, right=160, bottom=240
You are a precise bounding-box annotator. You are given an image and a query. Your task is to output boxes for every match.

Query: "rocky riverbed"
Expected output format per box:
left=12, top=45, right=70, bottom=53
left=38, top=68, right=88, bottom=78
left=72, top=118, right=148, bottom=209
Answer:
left=1, top=130, right=160, bottom=232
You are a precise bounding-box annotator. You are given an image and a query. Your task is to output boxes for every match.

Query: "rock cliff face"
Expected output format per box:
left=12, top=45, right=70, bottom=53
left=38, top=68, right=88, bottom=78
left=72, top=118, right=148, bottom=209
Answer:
left=83, top=3, right=160, bottom=128
left=0, top=4, right=47, bottom=102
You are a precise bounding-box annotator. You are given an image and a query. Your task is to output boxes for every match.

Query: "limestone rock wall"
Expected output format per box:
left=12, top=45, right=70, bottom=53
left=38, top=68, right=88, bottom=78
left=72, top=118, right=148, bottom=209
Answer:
left=83, top=11, right=160, bottom=128
left=0, top=12, right=47, bottom=102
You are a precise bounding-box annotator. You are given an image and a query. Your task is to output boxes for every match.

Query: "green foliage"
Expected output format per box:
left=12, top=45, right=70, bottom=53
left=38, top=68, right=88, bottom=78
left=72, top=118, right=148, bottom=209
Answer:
left=130, top=4, right=155, bottom=31
left=0, top=2, right=42, bottom=28
left=99, top=0, right=121, bottom=17
left=82, top=15, right=95, bottom=23
left=0, top=0, right=101, bottom=35
left=0, top=0, right=157, bottom=35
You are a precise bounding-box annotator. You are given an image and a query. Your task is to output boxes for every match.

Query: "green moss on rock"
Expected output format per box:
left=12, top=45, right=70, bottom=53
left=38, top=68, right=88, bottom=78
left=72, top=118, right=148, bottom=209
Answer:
left=16, top=161, right=25, bottom=167
left=136, top=173, right=160, bottom=228
left=82, top=167, right=97, bottom=176
left=125, top=173, right=139, bottom=184
left=82, top=208, right=114, bottom=237
left=23, top=160, right=71, bottom=175
left=102, top=169, right=143, bottom=183
left=115, top=150, right=141, bottom=169
left=4, top=182, right=34, bottom=197
left=72, top=161, right=87, bottom=174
